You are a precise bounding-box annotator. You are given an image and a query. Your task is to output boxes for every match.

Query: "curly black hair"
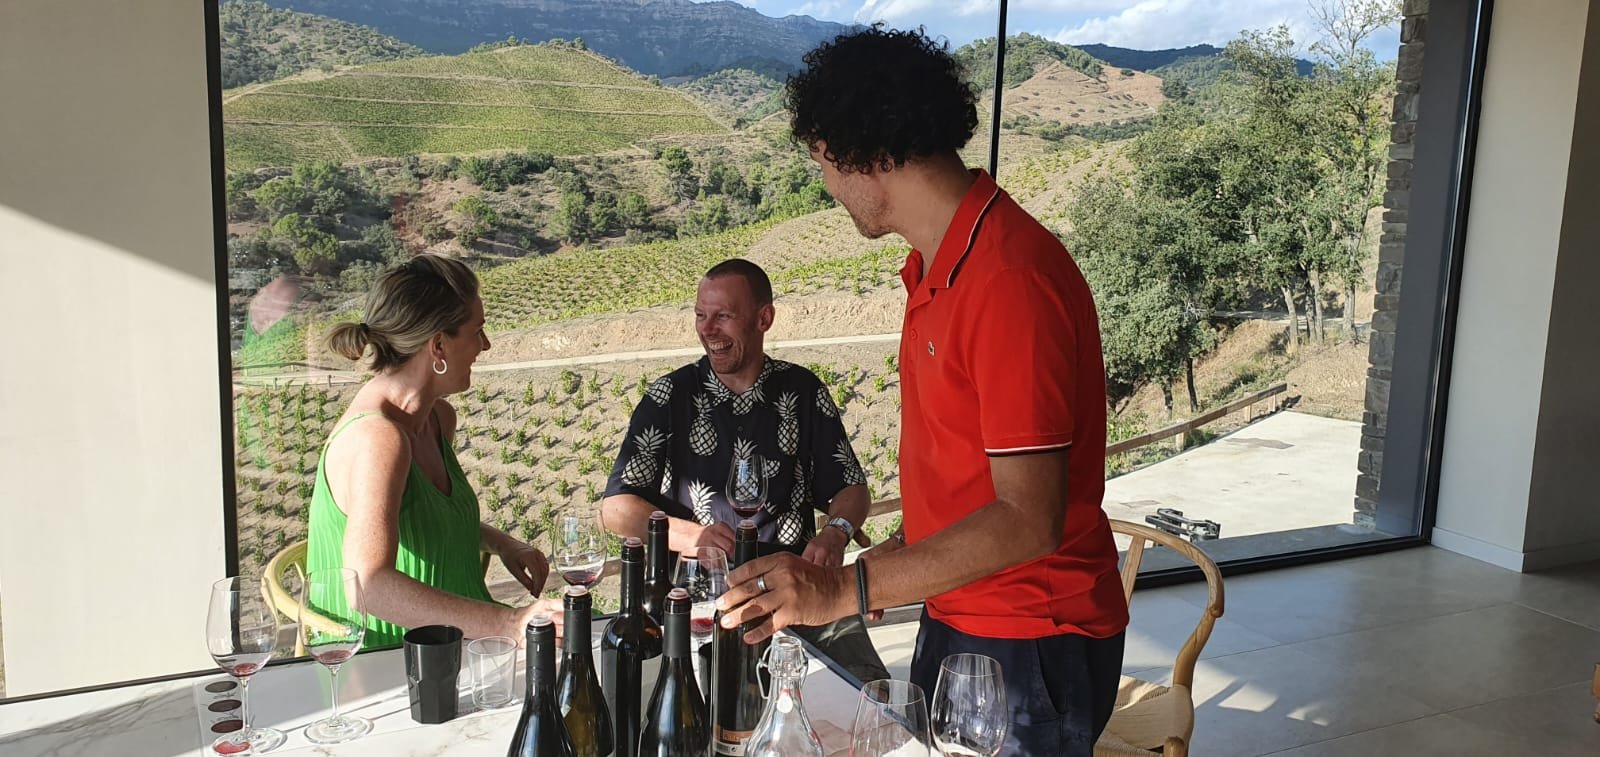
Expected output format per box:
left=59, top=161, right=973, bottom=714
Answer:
left=786, top=25, right=978, bottom=174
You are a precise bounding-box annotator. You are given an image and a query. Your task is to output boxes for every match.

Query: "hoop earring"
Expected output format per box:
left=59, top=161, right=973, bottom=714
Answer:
left=432, top=358, right=448, bottom=375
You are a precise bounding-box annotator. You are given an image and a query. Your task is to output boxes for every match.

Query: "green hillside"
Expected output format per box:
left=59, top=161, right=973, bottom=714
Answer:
left=220, top=0, right=423, bottom=89
left=223, top=44, right=726, bottom=170
left=956, top=33, right=1106, bottom=90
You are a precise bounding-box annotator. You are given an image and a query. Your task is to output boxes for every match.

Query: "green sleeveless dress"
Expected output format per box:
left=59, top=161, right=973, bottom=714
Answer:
left=305, top=411, right=494, bottom=648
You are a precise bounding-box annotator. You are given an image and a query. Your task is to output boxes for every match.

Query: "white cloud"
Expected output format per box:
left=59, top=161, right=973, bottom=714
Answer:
left=853, top=0, right=993, bottom=25
left=794, top=0, right=848, bottom=18
left=1051, top=0, right=1318, bottom=51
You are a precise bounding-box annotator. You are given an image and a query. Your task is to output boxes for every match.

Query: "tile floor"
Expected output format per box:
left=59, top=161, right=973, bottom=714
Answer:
left=866, top=546, right=1600, bottom=756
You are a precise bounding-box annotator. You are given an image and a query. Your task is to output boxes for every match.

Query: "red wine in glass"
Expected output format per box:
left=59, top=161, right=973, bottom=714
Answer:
left=309, top=641, right=360, bottom=667
left=558, top=552, right=605, bottom=589
left=213, top=653, right=271, bottom=679
left=726, top=451, right=768, bottom=520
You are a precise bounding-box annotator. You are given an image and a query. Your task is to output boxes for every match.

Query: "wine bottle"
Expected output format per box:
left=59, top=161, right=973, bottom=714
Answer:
left=743, top=636, right=824, bottom=757
left=713, top=520, right=770, bottom=756
left=557, top=586, right=614, bottom=757
left=602, top=537, right=663, bottom=757
left=639, top=588, right=711, bottom=756
left=508, top=614, right=578, bottom=757
left=641, top=511, right=673, bottom=624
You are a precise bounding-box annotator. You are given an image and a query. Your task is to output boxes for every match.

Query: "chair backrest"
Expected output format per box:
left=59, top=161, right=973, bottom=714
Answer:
left=262, top=540, right=346, bottom=645
left=1109, top=520, right=1225, bottom=690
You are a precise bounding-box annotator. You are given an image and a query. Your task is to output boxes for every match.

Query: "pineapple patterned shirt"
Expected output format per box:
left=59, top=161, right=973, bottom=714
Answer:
left=605, top=355, right=868, bottom=550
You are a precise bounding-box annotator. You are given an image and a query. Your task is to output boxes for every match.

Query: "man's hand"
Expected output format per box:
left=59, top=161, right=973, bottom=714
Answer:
left=498, top=543, right=550, bottom=596
left=715, top=553, right=854, bottom=645
left=672, top=519, right=736, bottom=556
left=801, top=525, right=849, bottom=568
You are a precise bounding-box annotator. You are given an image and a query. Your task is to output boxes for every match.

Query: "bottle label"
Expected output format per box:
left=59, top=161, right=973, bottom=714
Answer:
left=713, top=728, right=753, bottom=755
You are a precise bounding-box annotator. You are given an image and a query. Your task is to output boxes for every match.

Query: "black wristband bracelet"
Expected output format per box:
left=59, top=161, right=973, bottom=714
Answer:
left=855, top=558, right=870, bottom=617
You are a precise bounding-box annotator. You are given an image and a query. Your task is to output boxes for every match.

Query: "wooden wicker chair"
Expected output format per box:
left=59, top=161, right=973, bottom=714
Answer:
left=262, top=539, right=494, bottom=655
left=1093, top=520, right=1226, bottom=757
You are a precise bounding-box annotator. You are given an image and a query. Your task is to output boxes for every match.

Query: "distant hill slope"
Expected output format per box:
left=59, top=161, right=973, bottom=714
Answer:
left=220, top=0, right=423, bottom=88
left=673, top=68, right=784, bottom=122
left=957, top=33, right=1106, bottom=90
left=262, top=0, right=853, bottom=76
left=222, top=43, right=725, bottom=171
left=1077, top=42, right=1315, bottom=77
left=1001, top=60, right=1164, bottom=128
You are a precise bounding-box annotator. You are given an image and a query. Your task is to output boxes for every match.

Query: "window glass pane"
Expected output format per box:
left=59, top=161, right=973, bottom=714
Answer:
left=221, top=2, right=1000, bottom=653
left=1009, top=3, right=1417, bottom=566
left=216, top=0, right=1431, bottom=666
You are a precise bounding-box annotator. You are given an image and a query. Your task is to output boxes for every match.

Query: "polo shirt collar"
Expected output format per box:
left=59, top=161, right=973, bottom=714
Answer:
left=923, top=169, right=1002, bottom=291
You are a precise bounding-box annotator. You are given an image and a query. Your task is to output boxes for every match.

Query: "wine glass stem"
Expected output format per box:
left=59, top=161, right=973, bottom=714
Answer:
left=328, top=665, right=343, bottom=723
left=238, top=674, right=253, bottom=737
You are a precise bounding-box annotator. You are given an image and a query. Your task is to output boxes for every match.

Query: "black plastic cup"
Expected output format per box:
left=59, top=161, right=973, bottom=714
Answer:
left=403, top=625, right=464, bottom=724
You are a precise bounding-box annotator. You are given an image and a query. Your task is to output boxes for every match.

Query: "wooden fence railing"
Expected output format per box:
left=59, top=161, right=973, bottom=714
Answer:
left=858, top=383, right=1289, bottom=521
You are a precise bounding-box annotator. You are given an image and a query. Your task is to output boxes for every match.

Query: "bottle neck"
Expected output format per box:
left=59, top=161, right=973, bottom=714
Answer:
left=664, top=610, right=690, bottom=659
left=646, top=524, right=670, bottom=580
left=619, top=558, right=643, bottom=611
left=563, top=601, right=592, bottom=664
left=526, top=630, right=557, bottom=698
left=734, top=538, right=757, bottom=569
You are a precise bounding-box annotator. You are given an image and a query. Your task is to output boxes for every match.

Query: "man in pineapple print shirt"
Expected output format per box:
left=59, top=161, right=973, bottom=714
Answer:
left=601, top=258, right=889, bottom=683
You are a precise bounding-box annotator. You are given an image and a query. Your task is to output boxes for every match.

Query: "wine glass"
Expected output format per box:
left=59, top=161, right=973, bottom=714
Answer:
left=931, top=654, right=1007, bottom=757
left=673, top=546, right=729, bottom=643
left=554, top=512, right=606, bottom=590
left=206, top=577, right=287, bottom=754
left=851, top=679, right=932, bottom=757
left=726, top=449, right=769, bottom=519
left=299, top=567, right=372, bottom=744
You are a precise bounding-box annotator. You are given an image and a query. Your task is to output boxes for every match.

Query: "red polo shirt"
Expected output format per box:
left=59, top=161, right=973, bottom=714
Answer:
left=898, top=170, right=1128, bottom=640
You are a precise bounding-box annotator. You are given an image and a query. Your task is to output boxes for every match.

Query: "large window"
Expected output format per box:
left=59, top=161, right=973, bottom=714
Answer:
left=213, top=0, right=1459, bottom=654
left=0, top=0, right=1496, bottom=704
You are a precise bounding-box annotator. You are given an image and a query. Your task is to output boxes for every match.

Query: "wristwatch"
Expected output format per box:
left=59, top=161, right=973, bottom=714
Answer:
left=823, top=516, right=856, bottom=541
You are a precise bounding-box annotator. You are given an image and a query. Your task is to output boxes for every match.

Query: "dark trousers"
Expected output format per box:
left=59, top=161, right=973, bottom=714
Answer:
left=910, top=610, right=1125, bottom=757
left=790, top=614, right=891, bottom=685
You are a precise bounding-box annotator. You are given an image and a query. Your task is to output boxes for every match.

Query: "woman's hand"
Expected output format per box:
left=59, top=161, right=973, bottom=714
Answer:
left=509, top=597, right=566, bottom=644
left=498, top=543, right=550, bottom=596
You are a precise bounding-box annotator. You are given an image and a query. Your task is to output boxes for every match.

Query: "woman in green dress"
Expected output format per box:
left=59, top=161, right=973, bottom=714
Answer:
left=306, top=254, right=559, bottom=647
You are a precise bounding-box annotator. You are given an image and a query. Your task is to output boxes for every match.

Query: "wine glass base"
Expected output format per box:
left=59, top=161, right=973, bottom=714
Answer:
left=212, top=725, right=286, bottom=754
left=304, top=715, right=373, bottom=745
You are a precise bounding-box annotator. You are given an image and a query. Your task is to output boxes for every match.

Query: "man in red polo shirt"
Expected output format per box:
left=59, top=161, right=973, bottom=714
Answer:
left=716, top=26, right=1129, bottom=754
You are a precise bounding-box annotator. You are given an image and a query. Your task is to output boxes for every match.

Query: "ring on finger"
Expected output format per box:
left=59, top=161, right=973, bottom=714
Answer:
left=756, top=575, right=770, bottom=593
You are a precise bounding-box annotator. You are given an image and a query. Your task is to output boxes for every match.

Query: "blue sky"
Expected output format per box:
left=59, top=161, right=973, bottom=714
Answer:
left=716, top=0, right=1401, bottom=60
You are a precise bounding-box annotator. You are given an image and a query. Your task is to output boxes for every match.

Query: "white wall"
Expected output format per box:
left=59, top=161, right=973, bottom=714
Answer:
left=0, top=1, right=227, bottom=695
left=1432, top=0, right=1597, bottom=571
left=1522, top=3, right=1600, bottom=565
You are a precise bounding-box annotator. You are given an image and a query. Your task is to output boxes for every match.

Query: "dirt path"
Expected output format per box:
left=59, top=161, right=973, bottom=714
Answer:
left=235, top=331, right=901, bottom=386
left=234, top=91, right=708, bottom=118
left=341, top=71, right=665, bottom=93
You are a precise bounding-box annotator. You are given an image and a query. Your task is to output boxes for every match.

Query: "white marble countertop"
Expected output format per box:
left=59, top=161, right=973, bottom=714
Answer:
left=0, top=631, right=867, bottom=757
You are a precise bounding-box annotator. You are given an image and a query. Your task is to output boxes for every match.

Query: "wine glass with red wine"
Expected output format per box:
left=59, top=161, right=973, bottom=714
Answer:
left=299, top=567, right=372, bottom=744
left=726, top=449, right=769, bottom=520
left=673, top=546, right=729, bottom=643
left=555, top=513, right=606, bottom=590
left=205, top=577, right=287, bottom=754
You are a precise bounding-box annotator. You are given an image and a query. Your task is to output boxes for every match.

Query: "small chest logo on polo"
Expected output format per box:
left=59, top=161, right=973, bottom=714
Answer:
left=927, top=341, right=935, bottom=357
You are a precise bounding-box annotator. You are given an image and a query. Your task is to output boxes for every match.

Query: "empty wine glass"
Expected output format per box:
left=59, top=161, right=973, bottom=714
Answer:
left=931, top=654, right=1007, bottom=757
left=554, top=512, right=606, bottom=590
left=206, top=577, right=287, bottom=754
left=851, top=679, right=932, bottom=757
left=299, top=567, right=372, bottom=744
left=726, top=449, right=768, bottom=519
